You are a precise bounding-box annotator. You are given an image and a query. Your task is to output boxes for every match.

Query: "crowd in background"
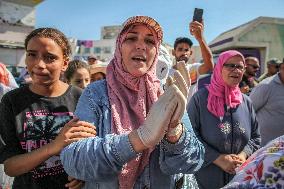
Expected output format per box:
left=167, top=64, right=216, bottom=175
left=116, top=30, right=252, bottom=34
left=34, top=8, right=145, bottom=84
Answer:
left=0, top=14, right=283, bottom=189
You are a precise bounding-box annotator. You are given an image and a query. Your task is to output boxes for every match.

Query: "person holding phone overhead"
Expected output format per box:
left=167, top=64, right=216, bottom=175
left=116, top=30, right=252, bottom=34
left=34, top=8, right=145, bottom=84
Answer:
left=171, top=8, right=214, bottom=101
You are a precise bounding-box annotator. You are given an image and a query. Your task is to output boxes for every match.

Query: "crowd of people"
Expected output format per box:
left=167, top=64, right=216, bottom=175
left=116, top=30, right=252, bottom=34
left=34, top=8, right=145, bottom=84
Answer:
left=0, top=15, right=283, bottom=189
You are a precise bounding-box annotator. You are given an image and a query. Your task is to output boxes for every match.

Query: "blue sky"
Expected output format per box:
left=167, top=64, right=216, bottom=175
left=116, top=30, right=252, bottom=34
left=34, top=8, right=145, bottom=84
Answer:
left=36, top=0, right=284, bottom=46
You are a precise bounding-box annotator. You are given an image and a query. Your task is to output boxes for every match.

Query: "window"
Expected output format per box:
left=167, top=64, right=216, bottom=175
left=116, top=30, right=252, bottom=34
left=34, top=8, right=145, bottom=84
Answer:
left=103, top=47, right=111, bottom=54
left=84, top=48, right=91, bottom=54
left=94, top=47, right=101, bottom=54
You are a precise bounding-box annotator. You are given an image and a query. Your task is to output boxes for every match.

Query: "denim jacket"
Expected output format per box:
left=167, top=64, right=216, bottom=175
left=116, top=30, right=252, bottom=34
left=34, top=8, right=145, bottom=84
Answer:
left=60, top=80, right=204, bottom=189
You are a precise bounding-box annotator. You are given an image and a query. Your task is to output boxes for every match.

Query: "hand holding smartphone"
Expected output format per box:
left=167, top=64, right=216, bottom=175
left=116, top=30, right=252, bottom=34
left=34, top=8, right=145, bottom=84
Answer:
left=193, top=8, right=203, bottom=23
left=190, top=8, right=204, bottom=41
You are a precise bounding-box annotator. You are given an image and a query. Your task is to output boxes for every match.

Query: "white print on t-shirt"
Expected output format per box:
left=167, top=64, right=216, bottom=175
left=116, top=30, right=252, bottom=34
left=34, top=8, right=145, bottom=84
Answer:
left=20, top=110, right=73, bottom=179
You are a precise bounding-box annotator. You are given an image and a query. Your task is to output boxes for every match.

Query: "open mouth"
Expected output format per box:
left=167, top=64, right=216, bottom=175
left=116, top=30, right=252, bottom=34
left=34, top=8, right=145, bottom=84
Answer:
left=132, top=56, right=146, bottom=62
left=178, top=56, right=188, bottom=62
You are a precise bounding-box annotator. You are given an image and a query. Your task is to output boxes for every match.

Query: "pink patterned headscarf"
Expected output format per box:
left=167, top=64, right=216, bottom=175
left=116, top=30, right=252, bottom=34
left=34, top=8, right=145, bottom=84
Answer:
left=206, top=50, right=245, bottom=117
left=106, top=16, right=163, bottom=189
left=0, top=63, right=9, bottom=86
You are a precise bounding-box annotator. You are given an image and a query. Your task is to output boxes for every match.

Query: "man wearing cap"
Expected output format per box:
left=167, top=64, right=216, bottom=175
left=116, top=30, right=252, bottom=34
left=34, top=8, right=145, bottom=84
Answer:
left=258, top=58, right=281, bottom=82
left=250, top=60, right=284, bottom=146
left=239, top=57, right=260, bottom=95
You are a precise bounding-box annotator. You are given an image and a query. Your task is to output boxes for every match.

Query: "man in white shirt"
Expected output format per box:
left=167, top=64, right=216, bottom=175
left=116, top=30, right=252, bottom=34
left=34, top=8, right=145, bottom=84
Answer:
left=171, top=21, right=214, bottom=100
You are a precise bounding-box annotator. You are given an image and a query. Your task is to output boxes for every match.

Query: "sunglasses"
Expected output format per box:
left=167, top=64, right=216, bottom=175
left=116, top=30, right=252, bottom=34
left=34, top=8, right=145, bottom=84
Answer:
left=223, top=63, right=245, bottom=71
left=247, top=64, right=260, bottom=69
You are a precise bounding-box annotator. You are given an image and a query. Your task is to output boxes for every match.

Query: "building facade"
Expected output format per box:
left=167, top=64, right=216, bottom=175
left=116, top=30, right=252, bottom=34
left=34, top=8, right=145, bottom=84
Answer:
left=209, top=17, right=284, bottom=75
left=72, top=25, right=122, bottom=62
left=0, top=0, right=42, bottom=66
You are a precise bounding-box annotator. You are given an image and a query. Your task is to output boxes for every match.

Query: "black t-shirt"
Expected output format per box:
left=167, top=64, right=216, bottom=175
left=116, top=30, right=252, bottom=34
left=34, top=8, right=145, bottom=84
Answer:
left=0, top=85, right=82, bottom=189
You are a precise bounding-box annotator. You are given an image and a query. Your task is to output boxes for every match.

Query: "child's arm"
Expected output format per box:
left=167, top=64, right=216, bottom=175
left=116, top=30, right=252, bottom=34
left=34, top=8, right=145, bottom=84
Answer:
left=3, top=118, right=96, bottom=177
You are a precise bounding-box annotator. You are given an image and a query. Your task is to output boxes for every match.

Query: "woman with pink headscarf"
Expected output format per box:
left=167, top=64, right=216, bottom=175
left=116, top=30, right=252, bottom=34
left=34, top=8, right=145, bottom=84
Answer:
left=187, top=50, right=261, bottom=189
left=60, top=16, right=204, bottom=189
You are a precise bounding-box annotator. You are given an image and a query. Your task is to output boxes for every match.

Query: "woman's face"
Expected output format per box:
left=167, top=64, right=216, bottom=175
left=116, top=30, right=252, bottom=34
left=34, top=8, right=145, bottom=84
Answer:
left=221, top=55, right=245, bottom=87
left=25, top=37, right=68, bottom=86
left=69, top=68, right=90, bottom=89
left=121, top=24, right=157, bottom=77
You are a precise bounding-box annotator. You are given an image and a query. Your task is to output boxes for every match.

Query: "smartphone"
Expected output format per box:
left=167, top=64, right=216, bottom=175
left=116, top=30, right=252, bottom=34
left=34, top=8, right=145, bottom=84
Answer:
left=193, top=8, right=203, bottom=22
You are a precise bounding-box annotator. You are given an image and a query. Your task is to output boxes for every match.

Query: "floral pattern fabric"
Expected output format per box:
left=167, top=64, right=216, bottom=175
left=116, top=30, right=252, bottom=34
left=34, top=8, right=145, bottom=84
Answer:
left=223, top=135, right=284, bottom=189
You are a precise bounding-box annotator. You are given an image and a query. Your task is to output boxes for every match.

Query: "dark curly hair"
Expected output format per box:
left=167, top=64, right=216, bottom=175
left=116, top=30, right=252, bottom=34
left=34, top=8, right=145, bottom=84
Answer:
left=174, top=37, right=193, bottom=49
left=25, top=27, right=72, bottom=58
left=64, top=60, right=90, bottom=82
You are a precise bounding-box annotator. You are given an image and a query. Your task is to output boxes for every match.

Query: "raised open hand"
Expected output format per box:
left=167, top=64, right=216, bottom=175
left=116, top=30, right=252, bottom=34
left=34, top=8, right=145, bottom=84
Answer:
left=137, top=84, right=181, bottom=148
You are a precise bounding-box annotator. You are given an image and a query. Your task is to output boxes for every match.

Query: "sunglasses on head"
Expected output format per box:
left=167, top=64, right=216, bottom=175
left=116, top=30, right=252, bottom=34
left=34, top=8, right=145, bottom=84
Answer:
left=247, top=64, right=260, bottom=69
left=223, top=63, right=245, bottom=71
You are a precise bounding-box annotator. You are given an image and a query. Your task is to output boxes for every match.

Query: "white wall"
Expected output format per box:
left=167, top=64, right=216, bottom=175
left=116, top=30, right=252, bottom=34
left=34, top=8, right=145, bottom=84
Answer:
left=0, top=47, right=25, bottom=66
left=0, top=1, right=36, bottom=26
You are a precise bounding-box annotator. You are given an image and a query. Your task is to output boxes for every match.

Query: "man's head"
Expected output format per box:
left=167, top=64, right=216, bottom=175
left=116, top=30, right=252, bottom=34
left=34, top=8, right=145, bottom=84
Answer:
left=172, top=37, right=193, bottom=63
left=245, top=57, right=260, bottom=77
left=267, top=58, right=281, bottom=76
left=87, top=55, right=98, bottom=65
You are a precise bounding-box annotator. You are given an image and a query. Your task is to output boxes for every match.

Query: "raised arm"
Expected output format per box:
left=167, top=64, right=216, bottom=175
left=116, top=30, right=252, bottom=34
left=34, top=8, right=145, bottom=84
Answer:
left=190, top=21, right=214, bottom=75
left=159, top=70, right=204, bottom=174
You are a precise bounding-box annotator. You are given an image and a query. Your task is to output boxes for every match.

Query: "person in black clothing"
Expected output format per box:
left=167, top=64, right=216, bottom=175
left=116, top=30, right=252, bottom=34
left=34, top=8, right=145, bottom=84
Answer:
left=0, top=28, right=96, bottom=189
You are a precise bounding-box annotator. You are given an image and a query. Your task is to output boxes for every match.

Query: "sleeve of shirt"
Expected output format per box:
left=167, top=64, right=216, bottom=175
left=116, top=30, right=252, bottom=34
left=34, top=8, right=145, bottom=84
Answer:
left=7, top=69, right=18, bottom=88
left=193, top=63, right=202, bottom=76
left=0, top=83, right=15, bottom=99
left=187, top=93, right=221, bottom=168
left=242, top=98, right=261, bottom=156
left=250, top=83, right=270, bottom=113
left=60, top=86, right=138, bottom=182
left=60, top=134, right=137, bottom=182
left=0, top=95, right=22, bottom=163
left=159, top=114, right=204, bottom=174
